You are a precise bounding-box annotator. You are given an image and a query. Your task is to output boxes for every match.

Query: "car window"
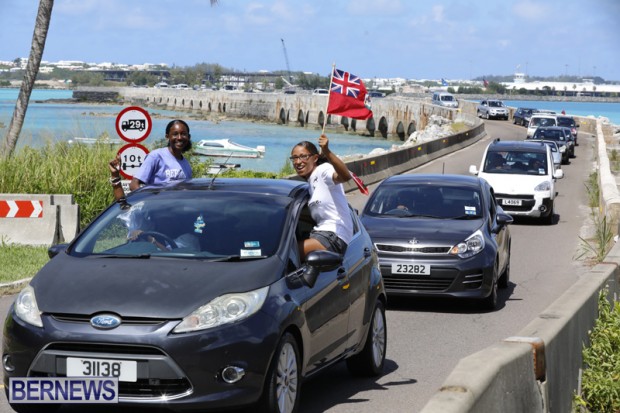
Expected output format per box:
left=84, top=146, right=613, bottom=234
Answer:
left=486, top=150, right=547, bottom=175
left=72, top=192, right=289, bottom=259
left=364, top=185, right=482, bottom=219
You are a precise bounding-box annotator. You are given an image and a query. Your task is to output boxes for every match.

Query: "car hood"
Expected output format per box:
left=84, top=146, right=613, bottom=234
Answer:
left=478, top=173, right=550, bottom=194
left=361, top=215, right=482, bottom=244
left=30, top=253, right=285, bottom=318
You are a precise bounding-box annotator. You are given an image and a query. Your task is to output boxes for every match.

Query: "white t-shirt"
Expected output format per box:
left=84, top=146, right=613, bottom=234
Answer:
left=307, top=163, right=353, bottom=244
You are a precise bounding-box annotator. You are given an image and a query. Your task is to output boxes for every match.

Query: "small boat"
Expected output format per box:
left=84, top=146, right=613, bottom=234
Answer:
left=68, top=137, right=123, bottom=145
left=207, top=163, right=241, bottom=175
left=194, top=139, right=265, bottom=159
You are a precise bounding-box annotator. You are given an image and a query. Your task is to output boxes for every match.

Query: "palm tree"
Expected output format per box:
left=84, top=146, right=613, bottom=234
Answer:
left=1, top=0, right=219, bottom=160
left=1, top=0, right=54, bottom=160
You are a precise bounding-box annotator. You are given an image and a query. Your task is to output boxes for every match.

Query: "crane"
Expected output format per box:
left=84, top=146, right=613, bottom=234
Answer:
left=280, top=38, right=297, bottom=91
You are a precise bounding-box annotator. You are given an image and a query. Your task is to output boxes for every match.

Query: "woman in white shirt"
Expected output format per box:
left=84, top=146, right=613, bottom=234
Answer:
left=290, top=135, right=353, bottom=260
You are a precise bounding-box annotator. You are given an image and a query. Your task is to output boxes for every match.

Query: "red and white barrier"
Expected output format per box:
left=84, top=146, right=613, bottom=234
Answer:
left=0, top=200, right=44, bottom=218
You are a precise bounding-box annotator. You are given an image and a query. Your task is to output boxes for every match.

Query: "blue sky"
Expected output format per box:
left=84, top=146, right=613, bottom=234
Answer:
left=2, top=0, right=619, bottom=81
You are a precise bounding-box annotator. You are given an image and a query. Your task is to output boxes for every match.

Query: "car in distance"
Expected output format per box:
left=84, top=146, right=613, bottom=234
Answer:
left=3, top=178, right=387, bottom=413
left=513, top=107, right=537, bottom=126
left=526, top=113, right=557, bottom=138
left=556, top=115, right=579, bottom=145
left=470, top=139, right=564, bottom=224
left=432, top=91, right=459, bottom=108
left=529, top=126, right=572, bottom=164
left=360, top=174, right=513, bottom=310
left=558, top=126, right=576, bottom=158
left=312, top=88, right=329, bottom=95
left=477, top=99, right=509, bottom=120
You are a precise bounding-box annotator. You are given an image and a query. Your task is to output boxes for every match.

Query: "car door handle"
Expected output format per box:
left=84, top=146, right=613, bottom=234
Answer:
left=363, top=247, right=371, bottom=258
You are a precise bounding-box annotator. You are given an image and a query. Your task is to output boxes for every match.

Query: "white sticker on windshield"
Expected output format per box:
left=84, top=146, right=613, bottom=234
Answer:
left=240, top=249, right=262, bottom=257
left=464, top=206, right=476, bottom=215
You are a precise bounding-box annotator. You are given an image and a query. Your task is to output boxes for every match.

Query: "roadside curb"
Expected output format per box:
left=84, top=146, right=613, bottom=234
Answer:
left=0, top=278, right=31, bottom=296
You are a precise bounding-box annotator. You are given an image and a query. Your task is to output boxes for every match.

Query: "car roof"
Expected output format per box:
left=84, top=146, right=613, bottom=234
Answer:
left=131, top=178, right=309, bottom=199
left=487, top=139, right=548, bottom=153
left=382, top=173, right=484, bottom=189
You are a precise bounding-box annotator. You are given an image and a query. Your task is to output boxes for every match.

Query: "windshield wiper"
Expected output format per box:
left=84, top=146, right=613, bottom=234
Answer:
left=450, top=215, right=483, bottom=220
left=97, top=253, right=151, bottom=259
left=209, top=255, right=267, bottom=262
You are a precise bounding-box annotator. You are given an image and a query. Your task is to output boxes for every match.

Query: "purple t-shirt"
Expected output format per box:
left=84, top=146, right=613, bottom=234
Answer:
left=134, top=147, right=192, bottom=186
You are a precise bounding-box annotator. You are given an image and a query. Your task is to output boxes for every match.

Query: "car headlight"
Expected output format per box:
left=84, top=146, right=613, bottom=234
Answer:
left=14, top=285, right=43, bottom=328
left=535, top=181, right=551, bottom=191
left=450, top=230, right=485, bottom=259
left=173, top=286, right=269, bottom=333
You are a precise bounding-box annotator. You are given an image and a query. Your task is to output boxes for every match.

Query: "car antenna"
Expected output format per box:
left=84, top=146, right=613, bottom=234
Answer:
left=209, top=152, right=234, bottom=190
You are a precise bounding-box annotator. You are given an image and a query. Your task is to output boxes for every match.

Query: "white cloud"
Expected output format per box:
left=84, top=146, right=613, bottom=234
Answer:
left=512, top=0, right=549, bottom=21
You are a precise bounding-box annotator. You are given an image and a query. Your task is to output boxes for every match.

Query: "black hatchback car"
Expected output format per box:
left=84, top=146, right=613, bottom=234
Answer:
left=360, top=174, right=512, bottom=310
left=3, top=178, right=387, bottom=413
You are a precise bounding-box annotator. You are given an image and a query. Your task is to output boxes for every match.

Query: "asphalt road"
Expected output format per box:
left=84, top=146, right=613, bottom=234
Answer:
left=0, top=119, right=595, bottom=413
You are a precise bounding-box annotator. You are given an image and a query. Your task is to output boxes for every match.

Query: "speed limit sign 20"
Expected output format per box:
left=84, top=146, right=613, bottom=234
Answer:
left=117, top=143, right=149, bottom=180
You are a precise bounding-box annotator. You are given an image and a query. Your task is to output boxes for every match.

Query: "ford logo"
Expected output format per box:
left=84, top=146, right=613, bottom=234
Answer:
left=90, top=314, right=121, bottom=330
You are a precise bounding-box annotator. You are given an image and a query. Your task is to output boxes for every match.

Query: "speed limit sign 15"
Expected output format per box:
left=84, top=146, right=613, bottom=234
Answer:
left=117, top=143, right=149, bottom=180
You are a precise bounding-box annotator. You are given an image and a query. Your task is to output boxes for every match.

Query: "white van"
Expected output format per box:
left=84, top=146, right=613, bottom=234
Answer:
left=312, top=88, right=329, bottom=95
left=526, top=114, right=557, bottom=138
left=432, top=92, right=458, bottom=108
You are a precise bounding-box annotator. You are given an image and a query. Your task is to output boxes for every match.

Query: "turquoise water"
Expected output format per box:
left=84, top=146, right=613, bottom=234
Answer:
left=501, top=99, right=620, bottom=125
left=0, top=89, right=398, bottom=172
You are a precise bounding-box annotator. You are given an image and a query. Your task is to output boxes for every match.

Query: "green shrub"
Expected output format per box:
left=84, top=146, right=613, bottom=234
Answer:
left=574, top=290, right=620, bottom=412
left=0, top=239, right=49, bottom=284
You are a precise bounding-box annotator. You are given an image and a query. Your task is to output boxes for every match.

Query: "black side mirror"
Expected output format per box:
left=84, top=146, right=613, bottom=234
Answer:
left=495, top=212, right=514, bottom=229
left=48, top=243, right=69, bottom=259
left=302, top=250, right=343, bottom=288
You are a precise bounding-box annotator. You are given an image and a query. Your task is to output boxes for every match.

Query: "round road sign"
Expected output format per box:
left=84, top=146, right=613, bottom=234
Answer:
left=117, top=143, right=149, bottom=180
left=115, top=106, right=152, bottom=143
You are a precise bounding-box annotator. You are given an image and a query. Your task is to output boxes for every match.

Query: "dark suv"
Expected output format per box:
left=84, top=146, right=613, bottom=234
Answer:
left=513, top=107, right=537, bottom=126
left=556, top=115, right=579, bottom=145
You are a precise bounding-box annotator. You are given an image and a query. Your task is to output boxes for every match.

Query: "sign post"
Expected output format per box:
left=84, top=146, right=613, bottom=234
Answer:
left=114, top=106, right=152, bottom=192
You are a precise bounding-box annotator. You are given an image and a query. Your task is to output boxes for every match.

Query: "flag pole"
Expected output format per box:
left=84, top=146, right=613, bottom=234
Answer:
left=321, top=62, right=336, bottom=136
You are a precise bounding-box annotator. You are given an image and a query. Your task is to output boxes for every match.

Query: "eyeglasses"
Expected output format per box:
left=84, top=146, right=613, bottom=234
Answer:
left=289, top=154, right=314, bottom=162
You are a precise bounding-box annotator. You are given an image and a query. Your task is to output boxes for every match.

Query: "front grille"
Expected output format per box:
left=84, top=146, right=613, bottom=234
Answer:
left=375, top=243, right=451, bottom=254
left=52, top=314, right=167, bottom=326
left=384, top=275, right=453, bottom=291
left=45, top=342, right=165, bottom=356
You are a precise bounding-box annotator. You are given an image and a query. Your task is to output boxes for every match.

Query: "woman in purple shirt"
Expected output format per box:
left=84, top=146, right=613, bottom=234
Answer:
left=129, top=119, right=193, bottom=190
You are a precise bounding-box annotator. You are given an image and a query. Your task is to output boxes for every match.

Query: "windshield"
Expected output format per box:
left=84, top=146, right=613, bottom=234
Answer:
left=441, top=95, right=454, bottom=101
left=364, top=184, right=483, bottom=219
left=557, top=118, right=575, bottom=127
left=531, top=117, right=556, bottom=127
left=489, top=101, right=504, bottom=107
left=533, top=129, right=565, bottom=141
left=71, top=191, right=289, bottom=259
left=484, top=151, right=548, bottom=175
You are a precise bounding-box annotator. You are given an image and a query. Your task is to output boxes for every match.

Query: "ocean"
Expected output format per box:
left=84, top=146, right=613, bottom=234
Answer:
left=1, top=89, right=619, bottom=172
left=0, top=89, right=398, bottom=173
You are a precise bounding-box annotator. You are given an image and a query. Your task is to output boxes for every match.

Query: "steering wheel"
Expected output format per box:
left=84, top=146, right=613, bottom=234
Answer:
left=135, top=231, right=178, bottom=249
left=385, top=208, right=410, bottom=216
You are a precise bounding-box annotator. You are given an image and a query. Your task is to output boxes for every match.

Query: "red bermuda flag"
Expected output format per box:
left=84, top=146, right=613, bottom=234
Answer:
left=327, top=68, right=373, bottom=120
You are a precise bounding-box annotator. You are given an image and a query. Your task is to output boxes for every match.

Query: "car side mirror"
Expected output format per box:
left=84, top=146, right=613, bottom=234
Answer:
left=554, top=169, right=564, bottom=179
left=302, top=250, right=343, bottom=288
left=469, top=165, right=479, bottom=175
left=496, top=212, right=514, bottom=226
left=48, top=243, right=69, bottom=259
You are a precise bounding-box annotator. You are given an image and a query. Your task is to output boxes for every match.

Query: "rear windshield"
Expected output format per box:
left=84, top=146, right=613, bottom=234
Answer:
left=557, top=118, right=575, bottom=127
left=531, top=117, right=556, bottom=127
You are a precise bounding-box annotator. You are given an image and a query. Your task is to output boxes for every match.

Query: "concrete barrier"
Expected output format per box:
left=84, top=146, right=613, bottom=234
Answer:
left=0, top=194, right=79, bottom=246
left=419, top=118, right=620, bottom=413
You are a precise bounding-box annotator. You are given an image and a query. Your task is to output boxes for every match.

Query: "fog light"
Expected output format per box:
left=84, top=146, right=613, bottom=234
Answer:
left=221, top=366, right=245, bottom=384
left=539, top=205, right=547, bottom=213
left=3, top=354, right=15, bottom=372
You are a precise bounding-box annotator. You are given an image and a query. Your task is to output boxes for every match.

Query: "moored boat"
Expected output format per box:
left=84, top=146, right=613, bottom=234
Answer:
left=194, top=139, right=265, bottom=159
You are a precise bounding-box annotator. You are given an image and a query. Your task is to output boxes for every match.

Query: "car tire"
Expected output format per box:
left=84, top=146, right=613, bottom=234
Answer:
left=477, top=110, right=482, bottom=118
left=258, top=332, right=301, bottom=413
left=543, top=203, right=554, bottom=225
left=498, top=246, right=511, bottom=289
left=346, top=300, right=387, bottom=377
left=486, top=112, right=490, bottom=120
